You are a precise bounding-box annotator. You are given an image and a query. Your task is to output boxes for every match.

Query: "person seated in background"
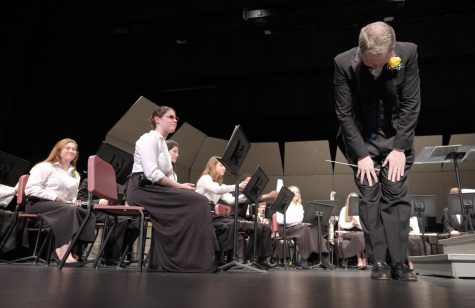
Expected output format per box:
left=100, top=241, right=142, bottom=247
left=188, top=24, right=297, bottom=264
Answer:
left=77, top=178, right=139, bottom=266
left=196, top=156, right=274, bottom=266
left=126, top=106, right=217, bottom=272
left=407, top=215, right=431, bottom=270
left=257, top=202, right=270, bottom=225
left=274, top=185, right=333, bottom=269
left=338, top=192, right=367, bottom=270
left=443, top=187, right=475, bottom=237
left=0, top=182, right=24, bottom=256
left=166, top=139, right=179, bottom=181
left=234, top=189, right=277, bottom=265
left=24, top=138, right=96, bottom=266
left=0, top=183, right=17, bottom=208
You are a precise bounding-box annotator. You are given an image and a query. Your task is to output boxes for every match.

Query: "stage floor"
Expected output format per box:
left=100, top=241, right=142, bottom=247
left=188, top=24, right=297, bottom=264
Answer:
left=1, top=264, right=474, bottom=308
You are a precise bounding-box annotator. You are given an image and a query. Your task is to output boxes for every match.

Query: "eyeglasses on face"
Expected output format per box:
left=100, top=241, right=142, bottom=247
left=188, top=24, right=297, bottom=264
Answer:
left=162, top=114, right=180, bottom=122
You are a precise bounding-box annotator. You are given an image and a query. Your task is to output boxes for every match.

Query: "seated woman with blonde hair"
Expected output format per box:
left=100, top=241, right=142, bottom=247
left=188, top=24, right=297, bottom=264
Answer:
left=25, top=138, right=96, bottom=265
left=338, top=192, right=367, bottom=269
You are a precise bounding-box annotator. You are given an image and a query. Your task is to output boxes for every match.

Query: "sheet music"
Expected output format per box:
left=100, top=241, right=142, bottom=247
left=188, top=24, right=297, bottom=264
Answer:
left=276, top=179, right=283, bottom=192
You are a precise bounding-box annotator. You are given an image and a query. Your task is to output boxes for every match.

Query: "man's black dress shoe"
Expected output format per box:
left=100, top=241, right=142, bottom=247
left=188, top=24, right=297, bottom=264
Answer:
left=371, top=261, right=391, bottom=280
left=391, top=262, right=418, bottom=281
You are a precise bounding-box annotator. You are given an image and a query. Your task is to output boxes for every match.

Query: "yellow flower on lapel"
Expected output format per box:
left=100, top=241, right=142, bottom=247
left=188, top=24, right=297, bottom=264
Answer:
left=387, top=56, right=402, bottom=70
left=69, top=169, right=80, bottom=179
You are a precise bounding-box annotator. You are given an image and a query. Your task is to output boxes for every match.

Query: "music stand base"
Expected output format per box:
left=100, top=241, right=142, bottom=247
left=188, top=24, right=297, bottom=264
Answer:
left=219, top=260, right=267, bottom=273
left=309, top=261, right=335, bottom=270
left=247, top=261, right=270, bottom=271
left=272, top=259, right=303, bottom=270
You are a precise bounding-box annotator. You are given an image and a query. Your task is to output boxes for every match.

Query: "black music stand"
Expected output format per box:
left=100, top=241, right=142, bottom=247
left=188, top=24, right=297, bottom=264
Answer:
left=348, top=196, right=359, bottom=216
left=415, top=145, right=475, bottom=233
left=0, top=151, right=31, bottom=187
left=217, top=125, right=261, bottom=272
left=96, top=142, right=133, bottom=185
left=270, top=186, right=295, bottom=270
left=410, top=195, right=437, bottom=254
left=304, top=200, right=338, bottom=270
left=0, top=151, right=31, bottom=255
left=447, top=192, right=475, bottom=233
left=241, top=165, right=269, bottom=270
left=0, top=152, right=31, bottom=255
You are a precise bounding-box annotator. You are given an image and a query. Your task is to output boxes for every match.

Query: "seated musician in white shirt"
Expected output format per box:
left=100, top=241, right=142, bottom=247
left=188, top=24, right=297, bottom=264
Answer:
left=275, top=185, right=330, bottom=269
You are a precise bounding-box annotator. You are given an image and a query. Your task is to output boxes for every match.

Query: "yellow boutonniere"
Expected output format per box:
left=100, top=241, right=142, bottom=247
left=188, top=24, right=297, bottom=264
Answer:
left=69, top=169, right=80, bottom=179
left=387, top=56, right=402, bottom=70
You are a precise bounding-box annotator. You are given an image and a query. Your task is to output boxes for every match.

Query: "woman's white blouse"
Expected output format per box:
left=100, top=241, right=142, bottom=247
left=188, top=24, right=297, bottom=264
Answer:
left=276, top=202, right=304, bottom=225
left=25, top=162, right=80, bottom=202
left=338, top=206, right=362, bottom=230
left=132, top=130, right=175, bottom=183
left=196, top=174, right=246, bottom=205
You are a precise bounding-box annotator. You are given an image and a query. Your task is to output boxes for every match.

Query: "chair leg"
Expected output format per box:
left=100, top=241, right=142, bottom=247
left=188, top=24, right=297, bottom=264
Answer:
left=93, top=220, right=117, bottom=269
left=9, top=219, right=48, bottom=264
left=137, top=212, right=145, bottom=271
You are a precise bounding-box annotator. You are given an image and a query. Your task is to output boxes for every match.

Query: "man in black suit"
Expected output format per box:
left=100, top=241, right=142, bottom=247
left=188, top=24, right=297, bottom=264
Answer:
left=443, top=207, right=466, bottom=237
left=334, top=21, right=421, bottom=281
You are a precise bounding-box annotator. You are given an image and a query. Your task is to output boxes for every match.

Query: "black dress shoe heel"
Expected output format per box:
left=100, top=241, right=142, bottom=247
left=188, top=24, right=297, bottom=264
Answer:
left=391, top=263, right=418, bottom=281
left=371, top=261, right=391, bottom=280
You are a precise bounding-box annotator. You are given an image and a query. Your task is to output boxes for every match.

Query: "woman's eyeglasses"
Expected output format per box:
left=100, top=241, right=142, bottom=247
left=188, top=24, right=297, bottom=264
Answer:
left=162, top=114, right=180, bottom=122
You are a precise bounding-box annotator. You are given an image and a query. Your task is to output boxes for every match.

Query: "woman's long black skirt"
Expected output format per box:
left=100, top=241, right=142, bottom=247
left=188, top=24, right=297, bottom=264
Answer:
left=126, top=174, right=217, bottom=272
left=25, top=201, right=96, bottom=248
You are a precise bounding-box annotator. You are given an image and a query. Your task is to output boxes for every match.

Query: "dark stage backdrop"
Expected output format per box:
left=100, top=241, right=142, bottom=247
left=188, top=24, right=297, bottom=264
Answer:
left=1, top=1, right=475, bottom=172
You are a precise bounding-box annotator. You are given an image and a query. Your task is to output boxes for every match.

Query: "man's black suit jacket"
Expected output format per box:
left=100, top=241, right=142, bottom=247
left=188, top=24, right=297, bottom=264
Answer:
left=334, top=42, right=421, bottom=162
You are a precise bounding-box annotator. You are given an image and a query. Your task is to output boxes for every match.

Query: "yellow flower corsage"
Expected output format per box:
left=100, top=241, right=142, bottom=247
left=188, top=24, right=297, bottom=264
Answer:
left=387, top=56, right=402, bottom=70
left=69, top=169, right=80, bottom=179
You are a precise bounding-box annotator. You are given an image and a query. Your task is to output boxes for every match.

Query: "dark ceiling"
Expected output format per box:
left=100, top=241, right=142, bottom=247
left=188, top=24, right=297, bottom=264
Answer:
left=1, top=0, right=475, bottom=170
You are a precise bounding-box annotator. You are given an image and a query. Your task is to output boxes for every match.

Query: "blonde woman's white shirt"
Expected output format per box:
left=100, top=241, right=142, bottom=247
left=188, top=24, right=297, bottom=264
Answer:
left=276, top=201, right=304, bottom=225
left=338, top=207, right=362, bottom=230
left=25, top=162, right=80, bottom=202
left=196, top=174, right=246, bottom=205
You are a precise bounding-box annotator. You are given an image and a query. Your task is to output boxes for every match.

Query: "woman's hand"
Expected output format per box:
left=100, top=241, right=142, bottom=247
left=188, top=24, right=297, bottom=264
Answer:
left=180, top=183, right=196, bottom=191
left=55, top=196, right=68, bottom=203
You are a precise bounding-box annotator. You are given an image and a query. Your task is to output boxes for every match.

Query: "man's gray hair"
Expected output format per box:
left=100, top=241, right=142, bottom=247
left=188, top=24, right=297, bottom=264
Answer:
left=358, top=21, right=396, bottom=55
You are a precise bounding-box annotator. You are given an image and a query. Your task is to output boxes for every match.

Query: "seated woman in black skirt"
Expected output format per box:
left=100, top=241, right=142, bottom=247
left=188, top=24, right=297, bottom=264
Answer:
left=338, top=192, right=367, bottom=269
left=274, top=185, right=330, bottom=269
left=25, top=138, right=96, bottom=265
left=126, top=106, right=217, bottom=272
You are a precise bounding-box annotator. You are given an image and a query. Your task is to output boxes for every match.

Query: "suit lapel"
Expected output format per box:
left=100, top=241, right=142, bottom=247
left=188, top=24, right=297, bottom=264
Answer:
left=351, top=51, right=373, bottom=109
